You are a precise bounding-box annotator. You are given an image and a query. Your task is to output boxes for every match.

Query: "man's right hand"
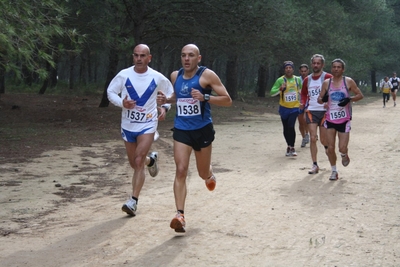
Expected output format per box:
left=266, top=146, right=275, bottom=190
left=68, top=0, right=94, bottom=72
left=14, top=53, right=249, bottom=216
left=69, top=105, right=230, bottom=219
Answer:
left=123, top=95, right=136, bottom=109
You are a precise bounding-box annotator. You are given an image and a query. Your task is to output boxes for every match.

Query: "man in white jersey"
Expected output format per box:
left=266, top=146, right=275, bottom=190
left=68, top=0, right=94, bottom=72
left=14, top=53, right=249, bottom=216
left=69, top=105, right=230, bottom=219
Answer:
left=318, top=59, right=363, bottom=180
left=157, top=44, right=232, bottom=233
left=300, top=54, right=333, bottom=175
left=107, top=44, right=173, bottom=216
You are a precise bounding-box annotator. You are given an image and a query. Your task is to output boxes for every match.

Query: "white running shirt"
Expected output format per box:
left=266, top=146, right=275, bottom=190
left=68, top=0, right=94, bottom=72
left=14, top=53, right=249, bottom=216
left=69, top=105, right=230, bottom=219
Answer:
left=107, top=66, right=173, bottom=132
left=307, top=75, right=326, bottom=111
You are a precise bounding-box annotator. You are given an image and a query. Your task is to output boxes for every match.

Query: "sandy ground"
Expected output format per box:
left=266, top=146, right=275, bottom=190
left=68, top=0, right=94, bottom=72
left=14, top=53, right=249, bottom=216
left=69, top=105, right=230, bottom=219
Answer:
left=1, top=98, right=400, bottom=267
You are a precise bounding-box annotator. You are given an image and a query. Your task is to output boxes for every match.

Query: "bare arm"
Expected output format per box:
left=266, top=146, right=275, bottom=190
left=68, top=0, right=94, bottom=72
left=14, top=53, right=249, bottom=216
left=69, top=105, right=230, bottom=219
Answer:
left=156, top=71, right=177, bottom=106
left=317, top=79, right=329, bottom=104
left=300, top=77, right=309, bottom=106
left=346, top=77, right=364, bottom=102
left=197, top=69, right=232, bottom=107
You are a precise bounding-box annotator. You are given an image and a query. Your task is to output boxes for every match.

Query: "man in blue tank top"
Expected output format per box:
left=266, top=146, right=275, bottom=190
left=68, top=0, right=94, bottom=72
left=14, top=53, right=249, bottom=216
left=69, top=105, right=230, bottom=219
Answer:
left=157, top=44, right=232, bottom=233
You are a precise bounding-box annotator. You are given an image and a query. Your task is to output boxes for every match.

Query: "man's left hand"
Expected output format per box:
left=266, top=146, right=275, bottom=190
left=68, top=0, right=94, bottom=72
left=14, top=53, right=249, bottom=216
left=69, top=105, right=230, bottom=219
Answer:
left=338, top=97, right=351, bottom=107
left=157, top=106, right=167, bottom=121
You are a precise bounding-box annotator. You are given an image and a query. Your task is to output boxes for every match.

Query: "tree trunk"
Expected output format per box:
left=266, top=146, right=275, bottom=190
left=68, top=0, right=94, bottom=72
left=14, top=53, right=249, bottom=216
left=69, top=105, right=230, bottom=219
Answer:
left=69, top=53, right=75, bottom=90
left=238, top=64, right=245, bottom=93
left=22, top=65, right=33, bottom=87
left=79, top=49, right=88, bottom=85
left=370, top=70, right=377, bottom=93
left=38, top=61, right=51, bottom=94
left=0, top=57, right=5, bottom=94
left=99, top=48, right=119, bottom=107
left=49, top=53, right=58, bottom=88
left=87, top=49, right=92, bottom=83
left=94, top=55, right=98, bottom=83
left=225, top=56, right=238, bottom=100
left=256, top=65, right=267, bottom=97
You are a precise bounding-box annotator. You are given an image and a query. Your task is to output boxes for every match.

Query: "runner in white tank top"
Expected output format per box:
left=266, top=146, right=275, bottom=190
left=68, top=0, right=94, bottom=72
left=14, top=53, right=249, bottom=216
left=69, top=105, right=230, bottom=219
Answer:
left=300, top=54, right=333, bottom=175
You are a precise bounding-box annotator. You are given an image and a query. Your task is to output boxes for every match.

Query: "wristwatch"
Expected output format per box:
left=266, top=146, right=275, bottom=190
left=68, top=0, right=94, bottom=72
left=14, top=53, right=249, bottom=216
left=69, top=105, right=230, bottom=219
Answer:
left=204, top=94, right=210, bottom=102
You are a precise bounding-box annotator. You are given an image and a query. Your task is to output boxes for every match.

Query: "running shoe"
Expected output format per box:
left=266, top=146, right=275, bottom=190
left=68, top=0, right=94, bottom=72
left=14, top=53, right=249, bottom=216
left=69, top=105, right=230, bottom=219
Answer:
left=122, top=196, right=137, bottom=216
left=395, top=102, right=397, bottom=107
left=170, top=212, right=186, bottom=233
left=341, top=154, right=350, bottom=167
left=308, top=164, right=319, bottom=174
left=147, top=151, right=159, bottom=177
left=305, top=133, right=310, bottom=144
left=301, top=138, right=307, bottom=147
left=285, top=147, right=291, bottom=156
left=290, top=147, right=297, bottom=156
left=329, top=171, right=338, bottom=181
left=205, top=174, right=216, bottom=191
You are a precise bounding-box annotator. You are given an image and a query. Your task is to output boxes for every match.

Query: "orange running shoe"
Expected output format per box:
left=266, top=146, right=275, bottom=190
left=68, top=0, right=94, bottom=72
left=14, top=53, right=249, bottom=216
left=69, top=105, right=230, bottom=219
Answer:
left=170, top=212, right=185, bottom=233
left=205, top=174, right=216, bottom=191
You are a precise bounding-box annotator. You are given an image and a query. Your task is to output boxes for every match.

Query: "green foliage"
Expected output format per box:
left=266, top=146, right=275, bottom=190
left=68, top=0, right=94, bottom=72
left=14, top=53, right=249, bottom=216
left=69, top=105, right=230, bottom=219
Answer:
left=3, top=0, right=400, bottom=96
left=0, top=0, right=81, bottom=81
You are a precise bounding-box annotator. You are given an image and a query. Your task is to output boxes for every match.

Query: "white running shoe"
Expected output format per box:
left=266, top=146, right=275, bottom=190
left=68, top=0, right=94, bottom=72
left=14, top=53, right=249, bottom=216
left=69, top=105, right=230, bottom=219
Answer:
left=148, top=152, right=159, bottom=177
left=122, top=197, right=137, bottom=216
left=329, top=171, right=338, bottom=181
left=285, top=147, right=291, bottom=156
left=290, top=147, right=297, bottom=156
left=308, top=164, right=319, bottom=174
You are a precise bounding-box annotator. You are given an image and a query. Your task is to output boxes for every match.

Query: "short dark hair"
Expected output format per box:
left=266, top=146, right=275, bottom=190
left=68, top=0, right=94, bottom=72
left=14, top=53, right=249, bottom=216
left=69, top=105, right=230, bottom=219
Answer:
left=299, top=64, right=309, bottom=70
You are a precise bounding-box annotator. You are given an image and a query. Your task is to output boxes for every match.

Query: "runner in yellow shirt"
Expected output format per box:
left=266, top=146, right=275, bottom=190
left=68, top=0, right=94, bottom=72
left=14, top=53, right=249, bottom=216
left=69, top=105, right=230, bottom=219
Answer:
left=270, top=61, right=302, bottom=156
left=380, top=76, right=392, bottom=108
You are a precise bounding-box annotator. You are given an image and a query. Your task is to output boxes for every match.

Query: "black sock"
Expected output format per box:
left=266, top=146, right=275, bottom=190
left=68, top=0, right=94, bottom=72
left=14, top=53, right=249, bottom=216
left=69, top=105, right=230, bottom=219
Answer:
left=148, top=157, right=155, bottom=167
left=132, top=196, right=138, bottom=203
left=178, top=210, right=184, bottom=215
left=313, top=162, right=317, bottom=166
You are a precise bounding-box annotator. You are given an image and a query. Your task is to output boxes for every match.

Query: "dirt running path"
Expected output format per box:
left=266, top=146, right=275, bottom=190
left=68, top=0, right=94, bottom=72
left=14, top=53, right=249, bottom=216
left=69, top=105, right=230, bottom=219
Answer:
left=1, top=98, right=399, bottom=267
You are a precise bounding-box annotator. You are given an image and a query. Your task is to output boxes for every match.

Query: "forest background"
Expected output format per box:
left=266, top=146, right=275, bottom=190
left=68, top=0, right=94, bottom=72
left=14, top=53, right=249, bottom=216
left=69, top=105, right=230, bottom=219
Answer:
left=1, top=0, right=400, bottom=102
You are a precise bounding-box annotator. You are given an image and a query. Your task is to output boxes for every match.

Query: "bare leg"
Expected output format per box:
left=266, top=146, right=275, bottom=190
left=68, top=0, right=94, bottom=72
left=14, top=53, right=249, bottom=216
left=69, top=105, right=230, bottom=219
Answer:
left=194, top=144, right=213, bottom=180
left=124, top=133, right=155, bottom=198
left=173, top=141, right=192, bottom=211
left=308, top=123, right=319, bottom=163
left=338, top=132, right=350, bottom=155
left=326, top=128, right=337, bottom=167
left=298, top=113, right=307, bottom=139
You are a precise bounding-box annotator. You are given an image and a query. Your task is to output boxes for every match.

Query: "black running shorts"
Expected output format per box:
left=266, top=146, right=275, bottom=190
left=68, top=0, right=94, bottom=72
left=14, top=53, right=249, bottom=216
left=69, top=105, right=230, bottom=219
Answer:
left=173, top=123, right=215, bottom=151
